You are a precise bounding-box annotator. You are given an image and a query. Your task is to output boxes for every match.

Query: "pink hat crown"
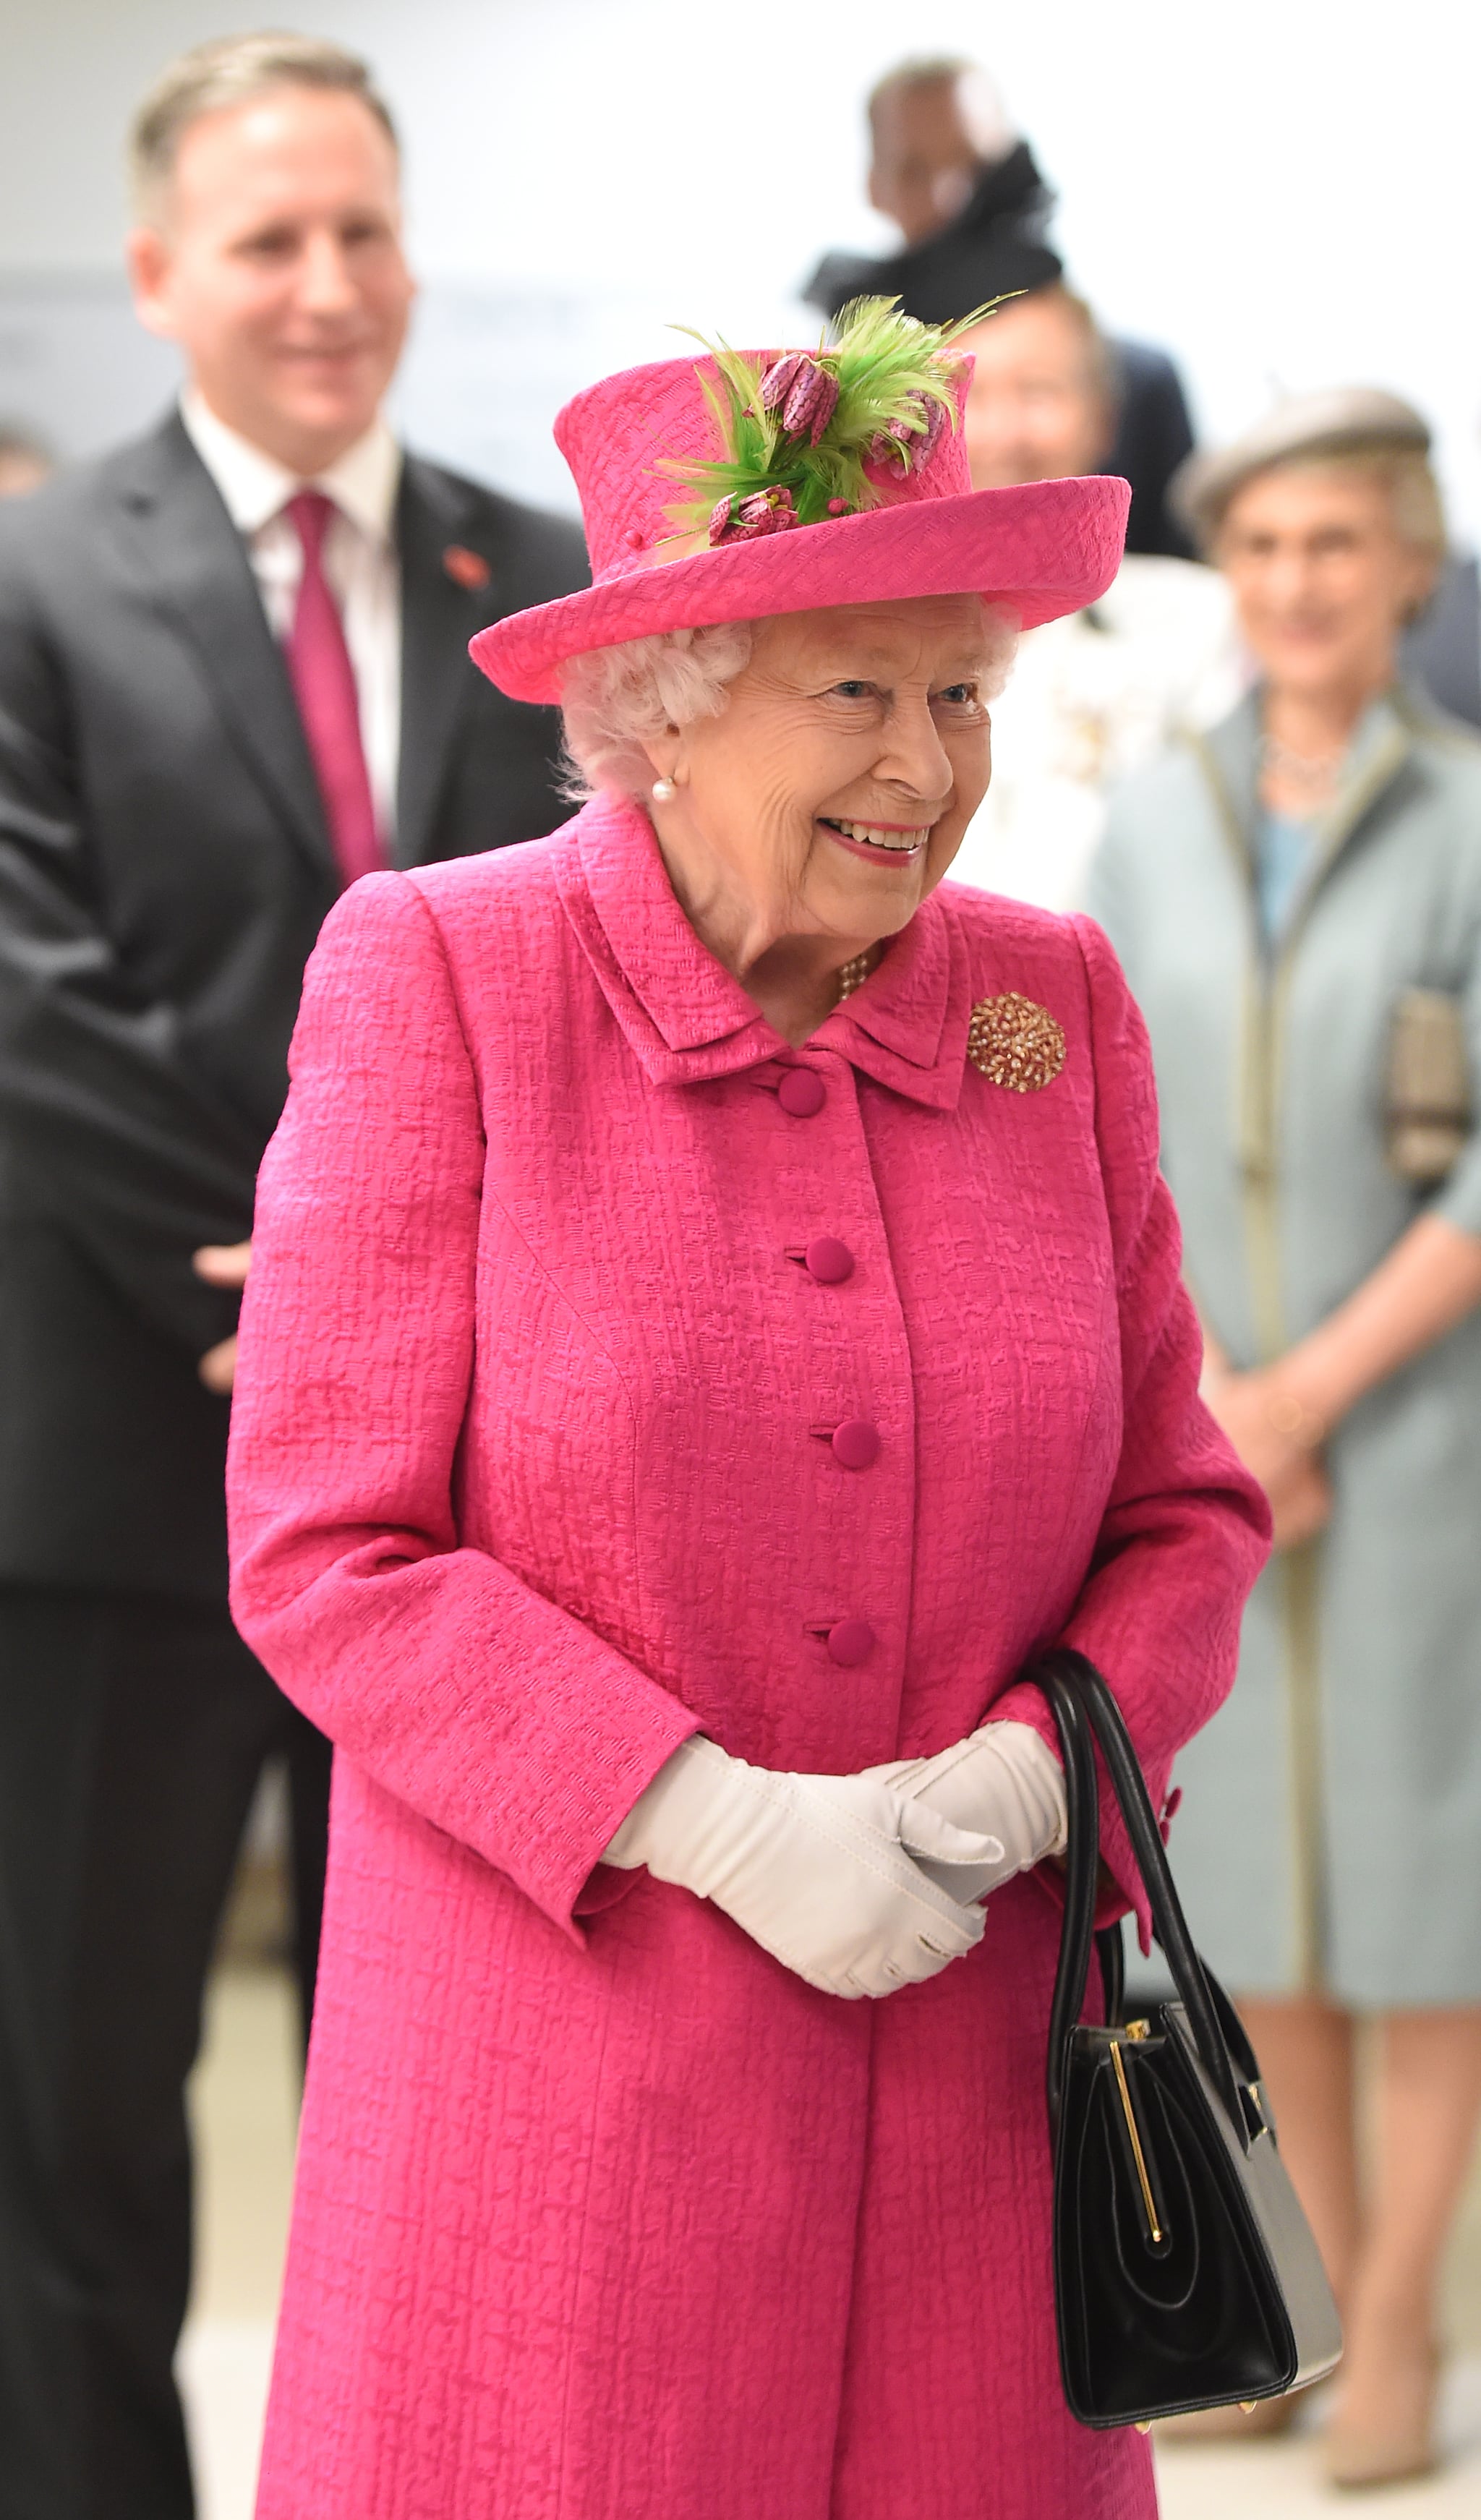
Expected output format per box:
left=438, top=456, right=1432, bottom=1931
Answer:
left=559, top=317, right=975, bottom=586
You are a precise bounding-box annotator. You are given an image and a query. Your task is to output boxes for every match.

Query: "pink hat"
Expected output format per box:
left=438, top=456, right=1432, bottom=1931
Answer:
left=471, top=303, right=1130, bottom=706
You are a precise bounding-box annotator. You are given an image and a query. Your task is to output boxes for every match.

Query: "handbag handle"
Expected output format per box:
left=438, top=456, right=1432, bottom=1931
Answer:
left=1043, top=1664, right=1100, bottom=2131
left=1036, top=1649, right=1244, bottom=2139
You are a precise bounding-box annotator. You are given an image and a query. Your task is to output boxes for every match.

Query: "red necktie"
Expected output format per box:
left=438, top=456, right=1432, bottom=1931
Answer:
left=283, top=490, right=383, bottom=886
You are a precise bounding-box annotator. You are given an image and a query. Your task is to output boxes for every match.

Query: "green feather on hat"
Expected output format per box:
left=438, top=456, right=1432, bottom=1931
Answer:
left=660, top=295, right=1002, bottom=547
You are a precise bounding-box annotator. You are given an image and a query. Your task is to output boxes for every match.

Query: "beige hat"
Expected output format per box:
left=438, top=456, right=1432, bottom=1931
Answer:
left=1172, top=386, right=1433, bottom=544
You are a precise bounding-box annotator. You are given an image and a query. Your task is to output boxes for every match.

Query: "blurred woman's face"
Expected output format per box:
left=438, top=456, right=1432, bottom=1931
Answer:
left=1216, top=464, right=1435, bottom=701
left=645, top=597, right=994, bottom=964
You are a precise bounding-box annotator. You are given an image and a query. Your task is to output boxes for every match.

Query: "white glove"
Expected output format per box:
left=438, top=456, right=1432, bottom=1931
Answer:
left=602, top=1735, right=1003, bottom=1998
left=863, top=1720, right=1068, bottom=1904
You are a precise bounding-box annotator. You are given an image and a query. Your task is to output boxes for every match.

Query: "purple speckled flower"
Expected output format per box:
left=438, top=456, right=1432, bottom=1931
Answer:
left=907, top=393, right=949, bottom=471
left=868, top=389, right=949, bottom=477
left=758, top=353, right=840, bottom=448
left=736, top=487, right=800, bottom=537
left=757, top=353, right=808, bottom=416
left=712, top=485, right=801, bottom=544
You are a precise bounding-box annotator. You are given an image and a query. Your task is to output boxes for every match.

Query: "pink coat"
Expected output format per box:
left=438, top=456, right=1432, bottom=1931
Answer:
left=228, top=797, right=1268, bottom=2520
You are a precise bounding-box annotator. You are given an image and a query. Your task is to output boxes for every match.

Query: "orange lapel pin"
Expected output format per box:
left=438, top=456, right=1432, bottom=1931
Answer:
left=443, top=544, right=491, bottom=591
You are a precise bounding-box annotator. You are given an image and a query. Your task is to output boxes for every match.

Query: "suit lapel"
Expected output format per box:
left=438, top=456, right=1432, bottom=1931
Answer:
left=111, top=415, right=336, bottom=884
left=394, top=458, right=490, bottom=868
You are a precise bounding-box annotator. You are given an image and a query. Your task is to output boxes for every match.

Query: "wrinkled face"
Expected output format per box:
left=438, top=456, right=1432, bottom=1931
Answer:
left=960, top=294, right=1111, bottom=490
left=128, top=85, right=414, bottom=473
left=1217, top=464, right=1435, bottom=699
left=647, top=597, right=995, bottom=955
left=868, top=77, right=983, bottom=246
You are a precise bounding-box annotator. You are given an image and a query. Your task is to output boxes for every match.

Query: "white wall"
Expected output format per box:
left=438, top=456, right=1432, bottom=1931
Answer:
left=4, top=0, right=1480, bottom=534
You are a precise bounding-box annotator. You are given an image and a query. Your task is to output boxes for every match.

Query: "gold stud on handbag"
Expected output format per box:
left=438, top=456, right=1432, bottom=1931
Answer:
left=1030, top=1650, right=1342, bottom=2430
left=1385, top=988, right=1472, bottom=1185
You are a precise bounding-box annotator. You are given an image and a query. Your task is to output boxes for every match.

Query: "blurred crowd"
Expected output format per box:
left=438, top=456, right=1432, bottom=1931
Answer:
left=1, top=32, right=1480, bottom=2520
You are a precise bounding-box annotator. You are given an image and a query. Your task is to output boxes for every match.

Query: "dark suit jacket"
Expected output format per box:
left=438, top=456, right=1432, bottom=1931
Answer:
left=1104, top=341, right=1196, bottom=562
left=803, top=148, right=1198, bottom=560
left=0, top=411, right=587, bottom=1602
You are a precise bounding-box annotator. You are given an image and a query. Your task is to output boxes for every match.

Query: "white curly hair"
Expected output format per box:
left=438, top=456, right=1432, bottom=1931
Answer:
left=558, top=603, right=1017, bottom=802
left=560, top=623, right=756, bottom=802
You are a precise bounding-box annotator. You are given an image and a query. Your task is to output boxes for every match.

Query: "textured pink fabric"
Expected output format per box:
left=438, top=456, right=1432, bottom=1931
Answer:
left=228, top=799, right=1268, bottom=2519
left=284, top=491, right=383, bottom=886
left=469, top=353, right=1130, bottom=703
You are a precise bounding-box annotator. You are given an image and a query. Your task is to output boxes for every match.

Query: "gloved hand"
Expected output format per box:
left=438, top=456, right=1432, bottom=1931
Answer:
left=863, top=1720, right=1067, bottom=1904
left=602, top=1735, right=1002, bottom=1998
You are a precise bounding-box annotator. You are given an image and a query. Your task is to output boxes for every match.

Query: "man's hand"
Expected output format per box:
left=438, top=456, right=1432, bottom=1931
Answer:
left=193, top=1241, right=251, bottom=1393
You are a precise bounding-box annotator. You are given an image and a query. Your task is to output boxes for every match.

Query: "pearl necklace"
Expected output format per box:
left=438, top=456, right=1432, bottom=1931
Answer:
left=1259, top=732, right=1344, bottom=804
left=835, top=949, right=874, bottom=1002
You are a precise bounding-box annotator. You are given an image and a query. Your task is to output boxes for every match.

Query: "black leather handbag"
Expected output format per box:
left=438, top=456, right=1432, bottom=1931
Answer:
left=1033, top=1649, right=1342, bottom=2430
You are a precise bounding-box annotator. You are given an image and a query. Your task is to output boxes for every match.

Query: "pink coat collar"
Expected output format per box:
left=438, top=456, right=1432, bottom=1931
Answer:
left=556, top=795, right=972, bottom=1109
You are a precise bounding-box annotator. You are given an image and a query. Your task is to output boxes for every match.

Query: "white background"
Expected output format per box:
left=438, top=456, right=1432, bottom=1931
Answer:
left=3, top=0, right=1480, bottom=534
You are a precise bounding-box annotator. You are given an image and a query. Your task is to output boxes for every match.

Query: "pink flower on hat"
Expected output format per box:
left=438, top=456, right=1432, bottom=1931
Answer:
left=708, top=486, right=802, bottom=546
left=868, top=390, right=950, bottom=477
left=758, top=352, right=841, bottom=448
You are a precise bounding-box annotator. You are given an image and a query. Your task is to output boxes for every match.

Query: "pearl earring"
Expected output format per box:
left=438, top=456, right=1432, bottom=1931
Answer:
left=651, top=777, right=676, bottom=804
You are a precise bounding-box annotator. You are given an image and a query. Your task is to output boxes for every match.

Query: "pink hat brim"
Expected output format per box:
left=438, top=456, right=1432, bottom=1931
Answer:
left=471, top=474, right=1130, bottom=704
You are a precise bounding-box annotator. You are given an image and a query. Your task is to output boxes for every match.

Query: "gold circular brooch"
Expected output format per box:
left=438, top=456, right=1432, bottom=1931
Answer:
left=967, top=993, right=1067, bottom=1093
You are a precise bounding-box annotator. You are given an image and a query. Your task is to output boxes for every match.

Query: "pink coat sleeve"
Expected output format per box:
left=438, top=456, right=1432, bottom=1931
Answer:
left=990, top=915, right=1271, bottom=1947
left=226, top=874, right=699, bottom=1940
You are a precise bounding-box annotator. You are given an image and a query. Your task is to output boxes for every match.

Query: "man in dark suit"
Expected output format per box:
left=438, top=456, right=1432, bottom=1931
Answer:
left=804, top=57, right=1198, bottom=558
left=0, top=33, right=585, bottom=2519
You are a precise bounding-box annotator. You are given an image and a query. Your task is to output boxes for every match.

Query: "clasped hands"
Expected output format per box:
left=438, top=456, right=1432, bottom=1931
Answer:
left=603, top=1720, right=1067, bottom=2000
left=1200, top=1361, right=1331, bottom=1550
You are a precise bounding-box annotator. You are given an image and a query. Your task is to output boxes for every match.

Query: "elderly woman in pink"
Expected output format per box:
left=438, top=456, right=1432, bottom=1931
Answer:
left=227, top=303, right=1267, bottom=2520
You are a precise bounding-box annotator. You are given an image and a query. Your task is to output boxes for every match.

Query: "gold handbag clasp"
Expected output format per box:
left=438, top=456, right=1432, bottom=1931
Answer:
left=1110, top=2035, right=1164, bottom=2245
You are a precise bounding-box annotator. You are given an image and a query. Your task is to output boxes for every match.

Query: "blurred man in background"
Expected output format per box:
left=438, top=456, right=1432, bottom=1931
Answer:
left=903, top=240, right=1242, bottom=907
left=0, top=32, right=585, bottom=2519
left=806, top=56, right=1198, bottom=557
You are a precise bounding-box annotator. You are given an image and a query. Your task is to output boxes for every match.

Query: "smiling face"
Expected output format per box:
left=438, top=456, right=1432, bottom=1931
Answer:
left=1216, top=461, right=1437, bottom=703
left=127, top=83, right=414, bottom=474
left=643, top=596, right=996, bottom=1003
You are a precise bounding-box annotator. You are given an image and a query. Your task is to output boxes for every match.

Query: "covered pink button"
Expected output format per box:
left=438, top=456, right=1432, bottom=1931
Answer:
left=777, top=1067, right=826, bottom=1117
left=831, top=1419, right=881, bottom=1470
left=804, top=1236, right=855, bottom=1284
left=826, top=1619, right=876, bottom=1667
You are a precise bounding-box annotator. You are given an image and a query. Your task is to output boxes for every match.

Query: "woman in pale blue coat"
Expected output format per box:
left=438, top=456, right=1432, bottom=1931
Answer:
left=1088, top=390, right=1481, bottom=2491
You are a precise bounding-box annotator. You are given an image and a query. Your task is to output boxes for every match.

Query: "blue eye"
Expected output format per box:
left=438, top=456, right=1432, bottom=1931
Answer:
left=830, top=680, right=873, bottom=699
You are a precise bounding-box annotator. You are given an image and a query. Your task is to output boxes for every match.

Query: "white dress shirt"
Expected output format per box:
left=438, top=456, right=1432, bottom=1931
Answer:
left=181, top=391, right=404, bottom=843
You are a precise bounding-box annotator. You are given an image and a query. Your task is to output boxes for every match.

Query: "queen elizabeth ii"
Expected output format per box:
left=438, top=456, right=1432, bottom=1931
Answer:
left=226, top=302, right=1267, bottom=2519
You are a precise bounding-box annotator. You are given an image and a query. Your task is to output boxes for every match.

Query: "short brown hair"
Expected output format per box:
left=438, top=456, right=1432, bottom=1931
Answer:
left=960, top=284, right=1115, bottom=411
left=129, top=30, right=398, bottom=218
left=1039, top=285, right=1116, bottom=410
